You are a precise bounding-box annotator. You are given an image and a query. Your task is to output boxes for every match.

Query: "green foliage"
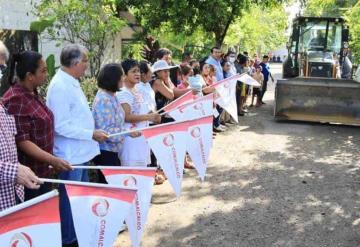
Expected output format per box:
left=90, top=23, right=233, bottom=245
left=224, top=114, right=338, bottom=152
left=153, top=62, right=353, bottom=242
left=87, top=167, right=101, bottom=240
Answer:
left=30, top=17, right=56, bottom=33
left=80, top=77, right=98, bottom=106
left=46, top=54, right=56, bottom=80
left=122, top=0, right=287, bottom=47
left=347, top=2, right=360, bottom=64
left=304, top=0, right=357, bottom=17
left=224, top=4, right=288, bottom=55
left=148, top=23, right=214, bottom=61
left=33, top=0, right=126, bottom=77
left=122, top=42, right=143, bottom=61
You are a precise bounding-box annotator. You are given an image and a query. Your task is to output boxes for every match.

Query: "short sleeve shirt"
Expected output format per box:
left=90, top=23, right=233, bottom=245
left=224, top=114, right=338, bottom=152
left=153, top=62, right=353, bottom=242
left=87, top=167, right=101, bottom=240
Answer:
left=2, top=84, right=54, bottom=177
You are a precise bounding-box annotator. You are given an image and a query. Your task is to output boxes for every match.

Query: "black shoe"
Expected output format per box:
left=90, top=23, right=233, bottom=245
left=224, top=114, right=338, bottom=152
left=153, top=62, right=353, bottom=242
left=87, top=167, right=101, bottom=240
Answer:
left=261, top=101, right=266, bottom=105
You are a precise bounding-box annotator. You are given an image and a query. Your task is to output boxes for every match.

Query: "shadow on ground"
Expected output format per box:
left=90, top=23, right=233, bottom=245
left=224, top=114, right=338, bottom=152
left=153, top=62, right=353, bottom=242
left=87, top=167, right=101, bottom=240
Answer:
left=147, top=100, right=360, bottom=247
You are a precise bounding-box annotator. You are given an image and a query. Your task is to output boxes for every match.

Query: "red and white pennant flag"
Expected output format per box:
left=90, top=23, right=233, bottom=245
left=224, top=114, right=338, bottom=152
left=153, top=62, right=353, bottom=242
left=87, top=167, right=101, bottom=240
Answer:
left=212, top=74, right=242, bottom=122
left=66, top=183, right=137, bottom=247
left=238, top=73, right=261, bottom=87
left=161, top=90, right=196, bottom=113
left=142, top=121, right=188, bottom=197
left=101, top=167, right=156, bottom=247
left=186, top=116, right=213, bottom=181
left=168, top=93, right=214, bottom=122
left=0, top=190, right=61, bottom=247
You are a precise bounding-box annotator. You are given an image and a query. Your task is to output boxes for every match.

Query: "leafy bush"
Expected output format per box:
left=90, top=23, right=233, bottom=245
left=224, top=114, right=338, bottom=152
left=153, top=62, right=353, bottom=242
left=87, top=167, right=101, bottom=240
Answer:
left=347, top=2, right=360, bottom=64
left=32, top=0, right=125, bottom=77
left=80, top=77, right=98, bottom=106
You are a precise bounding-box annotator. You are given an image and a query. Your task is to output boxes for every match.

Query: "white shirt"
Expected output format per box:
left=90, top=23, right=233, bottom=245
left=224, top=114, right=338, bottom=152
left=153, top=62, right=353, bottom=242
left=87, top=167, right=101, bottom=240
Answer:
left=135, top=81, right=156, bottom=113
left=46, top=69, right=100, bottom=165
left=229, top=62, right=237, bottom=76
left=117, top=87, right=150, bottom=166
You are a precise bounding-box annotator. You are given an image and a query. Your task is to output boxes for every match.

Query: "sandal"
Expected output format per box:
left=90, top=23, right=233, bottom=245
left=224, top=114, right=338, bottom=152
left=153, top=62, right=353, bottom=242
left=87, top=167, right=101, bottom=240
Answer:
left=154, top=174, right=165, bottom=185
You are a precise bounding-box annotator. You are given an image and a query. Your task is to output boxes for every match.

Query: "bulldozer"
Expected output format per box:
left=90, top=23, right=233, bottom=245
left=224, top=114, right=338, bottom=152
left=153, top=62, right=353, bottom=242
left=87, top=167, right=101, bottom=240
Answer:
left=275, top=16, right=360, bottom=126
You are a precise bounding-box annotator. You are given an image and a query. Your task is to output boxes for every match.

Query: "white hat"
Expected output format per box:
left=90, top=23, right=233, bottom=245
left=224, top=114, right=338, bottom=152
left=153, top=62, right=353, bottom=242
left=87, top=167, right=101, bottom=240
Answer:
left=152, top=60, right=178, bottom=73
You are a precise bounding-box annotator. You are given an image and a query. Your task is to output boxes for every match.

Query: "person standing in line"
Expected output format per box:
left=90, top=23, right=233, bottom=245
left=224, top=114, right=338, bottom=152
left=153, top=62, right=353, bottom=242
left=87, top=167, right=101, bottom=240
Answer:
left=92, top=63, right=130, bottom=184
left=2, top=51, right=72, bottom=201
left=227, top=51, right=237, bottom=76
left=118, top=59, right=161, bottom=167
left=250, top=66, right=264, bottom=107
left=206, top=46, right=224, bottom=81
left=235, top=54, right=250, bottom=116
left=259, top=55, right=274, bottom=104
left=0, top=103, right=43, bottom=211
left=46, top=44, right=108, bottom=247
left=181, top=51, right=193, bottom=67
left=136, top=61, right=157, bottom=115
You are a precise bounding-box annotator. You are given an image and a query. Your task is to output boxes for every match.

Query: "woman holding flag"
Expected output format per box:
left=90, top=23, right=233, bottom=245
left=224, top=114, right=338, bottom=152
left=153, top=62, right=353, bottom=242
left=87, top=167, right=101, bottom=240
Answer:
left=118, top=59, right=161, bottom=167
left=92, top=63, right=139, bottom=183
left=2, top=51, right=72, bottom=200
left=0, top=103, right=43, bottom=211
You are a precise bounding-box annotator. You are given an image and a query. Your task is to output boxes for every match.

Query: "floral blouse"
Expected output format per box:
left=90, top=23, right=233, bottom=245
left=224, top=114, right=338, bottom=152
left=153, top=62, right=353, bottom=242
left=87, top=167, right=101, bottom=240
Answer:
left=92, top=90, right=125, bottom=153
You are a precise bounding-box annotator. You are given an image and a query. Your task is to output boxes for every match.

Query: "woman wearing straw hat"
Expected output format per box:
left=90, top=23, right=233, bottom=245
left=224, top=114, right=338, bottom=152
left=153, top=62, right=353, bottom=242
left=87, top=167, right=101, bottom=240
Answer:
left=150, top=60, right=194, bottom=119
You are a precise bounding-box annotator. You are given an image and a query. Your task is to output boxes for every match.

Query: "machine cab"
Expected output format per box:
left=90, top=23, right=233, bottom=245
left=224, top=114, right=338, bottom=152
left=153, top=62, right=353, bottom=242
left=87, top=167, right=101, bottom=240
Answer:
left=283, top=17, right=350, bottom=79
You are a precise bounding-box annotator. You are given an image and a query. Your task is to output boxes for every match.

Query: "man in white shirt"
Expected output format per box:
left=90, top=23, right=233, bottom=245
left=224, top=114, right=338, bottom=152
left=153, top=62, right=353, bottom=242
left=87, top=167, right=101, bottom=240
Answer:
left=46, top=44, right=108, bottom=247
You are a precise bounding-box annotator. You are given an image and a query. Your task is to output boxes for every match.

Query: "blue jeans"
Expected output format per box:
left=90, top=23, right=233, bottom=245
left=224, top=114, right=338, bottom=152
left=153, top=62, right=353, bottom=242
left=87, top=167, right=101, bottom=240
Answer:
left=58, top=162, right=89, bottom=245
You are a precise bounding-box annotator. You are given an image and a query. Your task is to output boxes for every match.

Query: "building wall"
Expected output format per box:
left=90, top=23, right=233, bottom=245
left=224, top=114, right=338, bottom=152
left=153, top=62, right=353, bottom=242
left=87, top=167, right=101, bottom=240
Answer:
left=0, top=0, right=124, bottom=68
left=0, top=0, right=63, bottom=65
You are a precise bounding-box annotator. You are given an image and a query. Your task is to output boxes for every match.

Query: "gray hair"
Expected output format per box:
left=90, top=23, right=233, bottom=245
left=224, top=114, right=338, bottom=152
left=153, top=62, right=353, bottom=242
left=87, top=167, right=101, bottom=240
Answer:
left=0, top=41, right=9, bottom=61
left=60, top=44, right=88, bottom=68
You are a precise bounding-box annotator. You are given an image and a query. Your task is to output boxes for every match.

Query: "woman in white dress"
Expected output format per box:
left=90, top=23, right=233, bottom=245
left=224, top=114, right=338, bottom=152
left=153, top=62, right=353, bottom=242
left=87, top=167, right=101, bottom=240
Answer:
left=117, top=59, right=161, bottom=166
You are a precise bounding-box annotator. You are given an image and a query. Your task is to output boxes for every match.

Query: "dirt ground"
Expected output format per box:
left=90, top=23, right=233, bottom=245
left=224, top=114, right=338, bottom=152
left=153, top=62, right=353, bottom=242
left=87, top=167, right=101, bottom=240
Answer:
left=115, top=64, right=360, bottom=247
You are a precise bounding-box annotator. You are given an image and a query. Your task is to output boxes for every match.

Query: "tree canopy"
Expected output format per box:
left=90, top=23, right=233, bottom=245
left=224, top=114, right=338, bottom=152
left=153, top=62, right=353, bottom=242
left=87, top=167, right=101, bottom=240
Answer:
left=120, top=0, right=287, bottom=47
left=224, top=4, right=288, bottom=55
left=304, top=0, right=357, bottom=17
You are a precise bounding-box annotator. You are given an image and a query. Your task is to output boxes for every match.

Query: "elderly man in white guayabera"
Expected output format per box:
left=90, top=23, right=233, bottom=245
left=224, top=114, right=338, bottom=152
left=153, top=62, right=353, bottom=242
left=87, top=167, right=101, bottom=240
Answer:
left=46, top=44, right=108, bottom=247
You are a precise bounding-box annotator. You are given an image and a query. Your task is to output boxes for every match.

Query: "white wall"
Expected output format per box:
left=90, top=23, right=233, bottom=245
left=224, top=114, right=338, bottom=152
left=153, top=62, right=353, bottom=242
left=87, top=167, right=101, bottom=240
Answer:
left=0, top=0, right=123, bottom=68
left=0, top=0, right=62, bottom=65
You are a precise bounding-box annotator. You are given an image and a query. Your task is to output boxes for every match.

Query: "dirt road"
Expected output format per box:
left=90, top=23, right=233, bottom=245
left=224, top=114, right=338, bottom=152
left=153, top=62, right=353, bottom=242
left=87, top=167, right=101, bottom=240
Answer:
left=115, top=64, right=360, bottom=247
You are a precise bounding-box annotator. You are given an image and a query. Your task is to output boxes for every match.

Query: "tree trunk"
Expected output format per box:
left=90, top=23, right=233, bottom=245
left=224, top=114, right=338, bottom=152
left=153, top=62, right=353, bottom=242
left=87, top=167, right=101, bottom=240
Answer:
left=215, top=32, right=223, bottom=47
left=214, top=7, right=237, bottom=48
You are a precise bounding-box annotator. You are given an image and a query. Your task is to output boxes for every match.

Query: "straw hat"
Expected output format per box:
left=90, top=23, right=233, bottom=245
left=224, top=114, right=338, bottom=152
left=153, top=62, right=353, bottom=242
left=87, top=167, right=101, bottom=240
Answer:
left=152, top=60, right=178, bottom=73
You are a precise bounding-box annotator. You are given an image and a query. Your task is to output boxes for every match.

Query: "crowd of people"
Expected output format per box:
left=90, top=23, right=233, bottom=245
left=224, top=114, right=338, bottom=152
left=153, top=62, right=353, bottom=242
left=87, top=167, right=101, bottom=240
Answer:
left=0, top=40, right=273, bottom=247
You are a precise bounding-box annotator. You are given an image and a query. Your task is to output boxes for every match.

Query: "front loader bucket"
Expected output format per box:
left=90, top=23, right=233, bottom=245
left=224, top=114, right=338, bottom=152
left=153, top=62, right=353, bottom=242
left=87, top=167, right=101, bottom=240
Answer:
left=274, top=77, right=360, bottom=126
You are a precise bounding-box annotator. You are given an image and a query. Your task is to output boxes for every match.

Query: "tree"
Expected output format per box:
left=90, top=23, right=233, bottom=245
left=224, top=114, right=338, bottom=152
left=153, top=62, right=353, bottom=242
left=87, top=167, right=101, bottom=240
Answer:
left=120, top=0, right=286, bottom=47
left=32, top=0, right=126, bottom=76
left=143, top=22, right=214, bottom=61
left=224, top=4, right=288, bottom=55
left=347, top=1, right=360, bottom=63
left=304, top=0, right=357, bottom=16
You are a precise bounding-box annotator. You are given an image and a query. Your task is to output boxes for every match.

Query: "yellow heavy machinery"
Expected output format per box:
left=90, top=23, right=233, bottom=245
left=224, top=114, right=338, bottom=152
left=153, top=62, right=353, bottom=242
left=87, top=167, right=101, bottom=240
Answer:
left=275, top=16, right=360, bottom=126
